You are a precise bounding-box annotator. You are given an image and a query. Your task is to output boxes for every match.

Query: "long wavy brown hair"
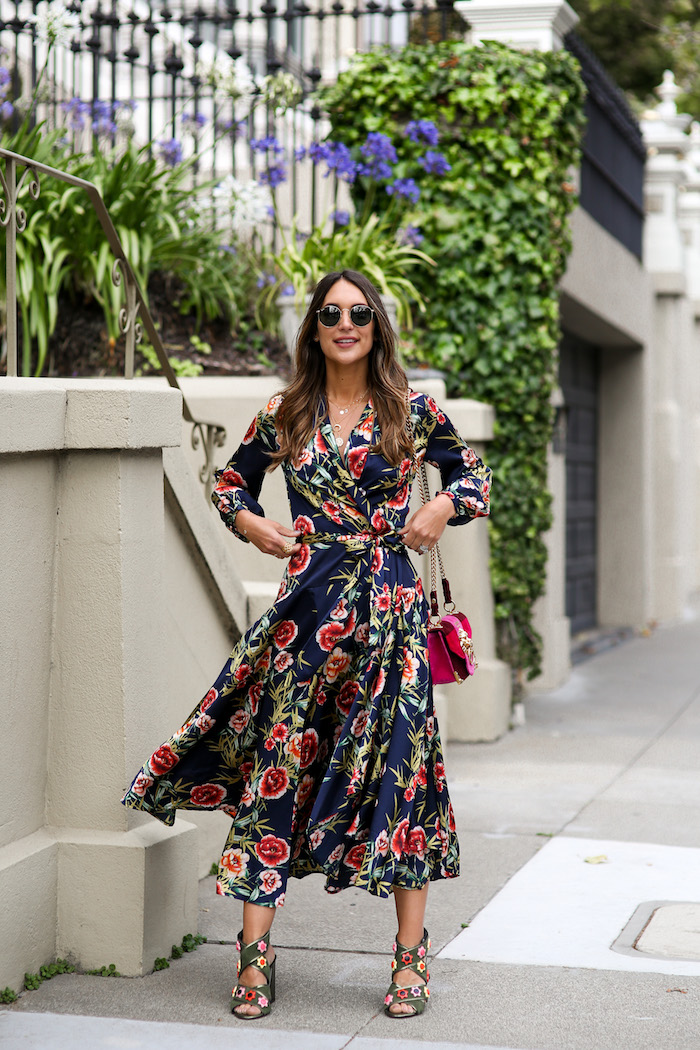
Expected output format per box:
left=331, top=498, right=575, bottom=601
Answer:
left=268, top=270, right=413, bottom=469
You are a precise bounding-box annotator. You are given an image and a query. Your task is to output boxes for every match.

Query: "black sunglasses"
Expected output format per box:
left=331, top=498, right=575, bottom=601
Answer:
left=316, top=304, right=375, bottom=328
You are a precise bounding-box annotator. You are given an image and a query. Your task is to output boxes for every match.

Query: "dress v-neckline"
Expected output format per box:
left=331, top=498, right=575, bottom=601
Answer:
left=322, top=398, right=373, bottom=466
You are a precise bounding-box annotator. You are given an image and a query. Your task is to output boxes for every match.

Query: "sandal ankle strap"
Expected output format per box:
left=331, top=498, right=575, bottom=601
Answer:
left=390, top=927, right=430, bottom=979
left=235, top=928, right=273, bottom=979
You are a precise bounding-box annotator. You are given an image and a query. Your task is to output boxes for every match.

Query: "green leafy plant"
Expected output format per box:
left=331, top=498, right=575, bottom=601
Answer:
left=0, top=987, right=18, bottom=1003
left=153, top=957, right=170, bottom=970
left=321, top=41, right=585, bottom=683
left=83, top=963, right=121, bottom=977
left=23, top=958, right=75, bottom=991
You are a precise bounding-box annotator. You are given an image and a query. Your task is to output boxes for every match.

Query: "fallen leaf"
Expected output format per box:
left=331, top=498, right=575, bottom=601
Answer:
left=666, top=988, right=688, bottom=994
left=584, top=854, right=608, bottom=864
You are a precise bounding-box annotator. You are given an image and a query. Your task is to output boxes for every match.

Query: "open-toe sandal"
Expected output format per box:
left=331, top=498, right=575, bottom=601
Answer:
left=231, top=927, right=276, bottom=1019
left=384, top=927, right=430, bottom=1017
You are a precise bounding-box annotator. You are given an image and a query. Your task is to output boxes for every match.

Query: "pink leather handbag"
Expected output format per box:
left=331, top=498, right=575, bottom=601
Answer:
left=408, top=393, right=477, bottom=685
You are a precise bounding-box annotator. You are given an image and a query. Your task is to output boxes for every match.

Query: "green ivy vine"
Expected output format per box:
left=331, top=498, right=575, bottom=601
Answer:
left=321, top=41, right=585, bottom=683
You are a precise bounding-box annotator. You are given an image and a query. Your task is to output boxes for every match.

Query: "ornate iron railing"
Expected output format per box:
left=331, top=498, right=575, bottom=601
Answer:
left=0, top=144, right=226, bottom=489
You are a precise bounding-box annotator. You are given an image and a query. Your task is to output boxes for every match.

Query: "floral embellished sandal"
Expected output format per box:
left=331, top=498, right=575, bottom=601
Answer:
left=231, top=928, right=276, bottom=1020
left=384, top=927, right=431, bottom=1017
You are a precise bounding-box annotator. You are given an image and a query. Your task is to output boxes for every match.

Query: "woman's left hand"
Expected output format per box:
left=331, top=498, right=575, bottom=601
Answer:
left=398, top=494, right=456, bottom=554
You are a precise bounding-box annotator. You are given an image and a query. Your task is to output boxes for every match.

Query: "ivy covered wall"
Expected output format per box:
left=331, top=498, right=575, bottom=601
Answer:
left=322, top=42, right=586, bottom=683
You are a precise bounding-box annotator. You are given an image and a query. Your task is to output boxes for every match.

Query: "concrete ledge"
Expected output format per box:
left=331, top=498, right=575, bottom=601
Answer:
left=445, top=658, right=513, bottom=742
left=0, top=830, right=58, bottom=992
left=0, top=378, right=182, bottom=453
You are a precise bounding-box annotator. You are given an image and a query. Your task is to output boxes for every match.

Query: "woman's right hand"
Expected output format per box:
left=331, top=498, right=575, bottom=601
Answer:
left=235, top=509, right=301, bottom=559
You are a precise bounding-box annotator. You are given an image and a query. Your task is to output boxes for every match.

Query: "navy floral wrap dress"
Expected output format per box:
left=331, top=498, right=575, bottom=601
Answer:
left=122, top=390, right=491, bottom=908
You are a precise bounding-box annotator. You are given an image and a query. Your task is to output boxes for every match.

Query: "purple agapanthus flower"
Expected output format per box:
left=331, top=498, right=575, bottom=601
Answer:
left=417, top=150, right=451, bottom=176
left=322, top=141, right=357, bottom=183
left=279, top=283, right=295, bottom=296
left=294, top=145, right=306, bottom=161
left=61, top=97, right=91, bottom=132
left=256, top=273, right=277, bottom=288
left=250, top=135, right=284, bottom=155
left=0, top=99, right=13, bottom=120
left=331, top=209, right=350, bottom=226
left=0, top=67, right=11, bottom=90
left=358, top=131, right=397, bottom=181
left=92, top=99, right=117, bottom=137
left=398, top=224, right=424, bottom=247
left=386, top=178, right=420, bottom=203
left=182, top=111, right=207, bottom=129
left=309, top=141, right=328, bottom=164
left=158, top=138, right=183, bottom=166
left=259, top=162, right=287, bottom=188
left=405, top=119, right=439, bottom=146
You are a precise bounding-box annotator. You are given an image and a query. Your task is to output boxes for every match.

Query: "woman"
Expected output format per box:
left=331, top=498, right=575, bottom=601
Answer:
left=122, top=270, right=491, bottom=1019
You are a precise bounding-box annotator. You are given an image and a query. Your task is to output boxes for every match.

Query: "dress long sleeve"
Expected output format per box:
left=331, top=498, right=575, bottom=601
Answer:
left=210, top=397, right=281, bottom=542
left=417, top=392, right=491, bottom=525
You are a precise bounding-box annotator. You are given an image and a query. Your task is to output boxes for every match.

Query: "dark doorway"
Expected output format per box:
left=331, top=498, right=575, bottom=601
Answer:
left=560, top=332, right=601, bottom=634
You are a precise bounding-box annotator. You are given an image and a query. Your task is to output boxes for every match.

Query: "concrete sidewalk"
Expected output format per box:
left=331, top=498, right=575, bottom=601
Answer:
left=3, top=616, right=700, bottom=1050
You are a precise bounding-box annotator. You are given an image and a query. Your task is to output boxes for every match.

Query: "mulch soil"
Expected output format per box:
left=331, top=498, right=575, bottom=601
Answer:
left=46, top=273, right=293, bottom=382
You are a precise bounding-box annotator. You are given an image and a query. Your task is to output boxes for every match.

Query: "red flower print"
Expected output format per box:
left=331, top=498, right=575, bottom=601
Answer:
left=325, top=647, right=351, bottom=682
left=295, top=773, right=315, bottom=809
left=406, top=826, right=427, bottom=859
left=391, top=818, right=410, bottom=858
left=221, top=467, right=246, bottom=487
left=374, top=583, right=392, bottom=612
left=316, top=621, right=346, bottom=652
left=241, top=787, right=255, bottom=807
left=309, top=829, right=325, bottom=849
left=400, top=587, right=416, bottom=611
left=292, top=447, right=313, bottom=470
left=149, top=744, right=178, bottom=776
left=370, top=547, right=384, bottom=574
left=375, top=829, right=389, bottom=856
left=347, top=446, right=368, bottom=480
left=266, top=394, right=283, bottom=412
left=243, top=417, right=257, bottom=443
left=276, top=579, right=288, bottom=600
left=190, top=783, right=226, bottom=807
left=264, top=738, right=276, bottom=751
left=201, top=688, right=217, bottom=710
left=274, top=892, right=286, bottom=908
left=234, top=662, right=252, bottom=684
left=314, top=430, right=329, bottom=455
left=285, top=732, right=302, bottom=763
left=370, top=509, right=389, bottom=534
left=248, top=682, right=264, bottom=715
left=426, top=715, right=435, bottom=740
left=336, top=679, right=360, bottom=716
left=415, top=764, right=428, bottom=788
left=330, top=597, right=349, bottom=620
left=327, top=844, right=344, bottom=863
left=371, top=668, right=386, bottom=699
left=357, top=411, right=374, bottom=437
left=402, top=648, right=420, bottom=685
left=434, top=761, right=446, bottom=793
left=426, top=395, right=439, bottom=414
left=321, top=500, right=343, bottom=524
left=355, top=622, right=370, bottom=645
left=437, top=411, right=446, bottom=424
left=462, top=446, right=477, bottom=468
left=288, top=544, right=311, bottom=576
left=221, top=847, right=249, bottom=875
left=404, top=786, right=415, bottom=801
left=448, top=802, right=456, bottom=832
left=387, top=484, right=409, bottom=510
left=254, top=647, right=272, bottom=674
left=300, top=728, right=319, bottom=769
left=259, top=870, right=282, bottom=894
left=351, top=710, right=370, bottom=737
left=132, top=773, right=153, bottom=797
left=273, top=620, right=299, bottom=649
left=293, top=514, right=315, bottom=535
left=229, top=709, right=250, bottom=733
left=240, top=760, right=254, bottom=778
left=344, top=844, right=367, bottom=869
left=255, top=835, right=290, bottom=868
left=271, top=722, right=289, bottom=742
left=400, top=457, right=412, bottom=478
left=274, top=651, right=293, bottom=672
left=259, top=766, right=290, bottom=799
left=315, top=686, right=328, bottom=707
left=195, top=713, right=214, bottom=731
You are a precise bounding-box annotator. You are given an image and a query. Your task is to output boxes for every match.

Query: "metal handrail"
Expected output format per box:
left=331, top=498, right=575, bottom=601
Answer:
left=0, top=146, right=226, bottom=491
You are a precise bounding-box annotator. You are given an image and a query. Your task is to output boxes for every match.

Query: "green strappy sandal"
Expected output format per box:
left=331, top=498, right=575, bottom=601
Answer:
left=384, top=928, right=431, bottom=1017
left=231, top=928, right=276, bottom=1019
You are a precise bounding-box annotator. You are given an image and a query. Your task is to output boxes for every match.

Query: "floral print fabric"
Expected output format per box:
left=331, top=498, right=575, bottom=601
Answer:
left=121, top=391, right=491, bottom=907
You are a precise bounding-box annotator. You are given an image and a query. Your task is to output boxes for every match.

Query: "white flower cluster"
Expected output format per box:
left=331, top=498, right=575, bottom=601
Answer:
left=29, top=1, right=80, bottom=46
left=196, top=56, right=257, bottom=109
left=213, top=176, right=272, bottom=234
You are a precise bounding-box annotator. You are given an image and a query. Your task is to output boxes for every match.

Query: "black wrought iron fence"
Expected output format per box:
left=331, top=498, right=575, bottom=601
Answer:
left=565, top=31, right=645, bottom=260
left=0, top=0, right=468, bottom=224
